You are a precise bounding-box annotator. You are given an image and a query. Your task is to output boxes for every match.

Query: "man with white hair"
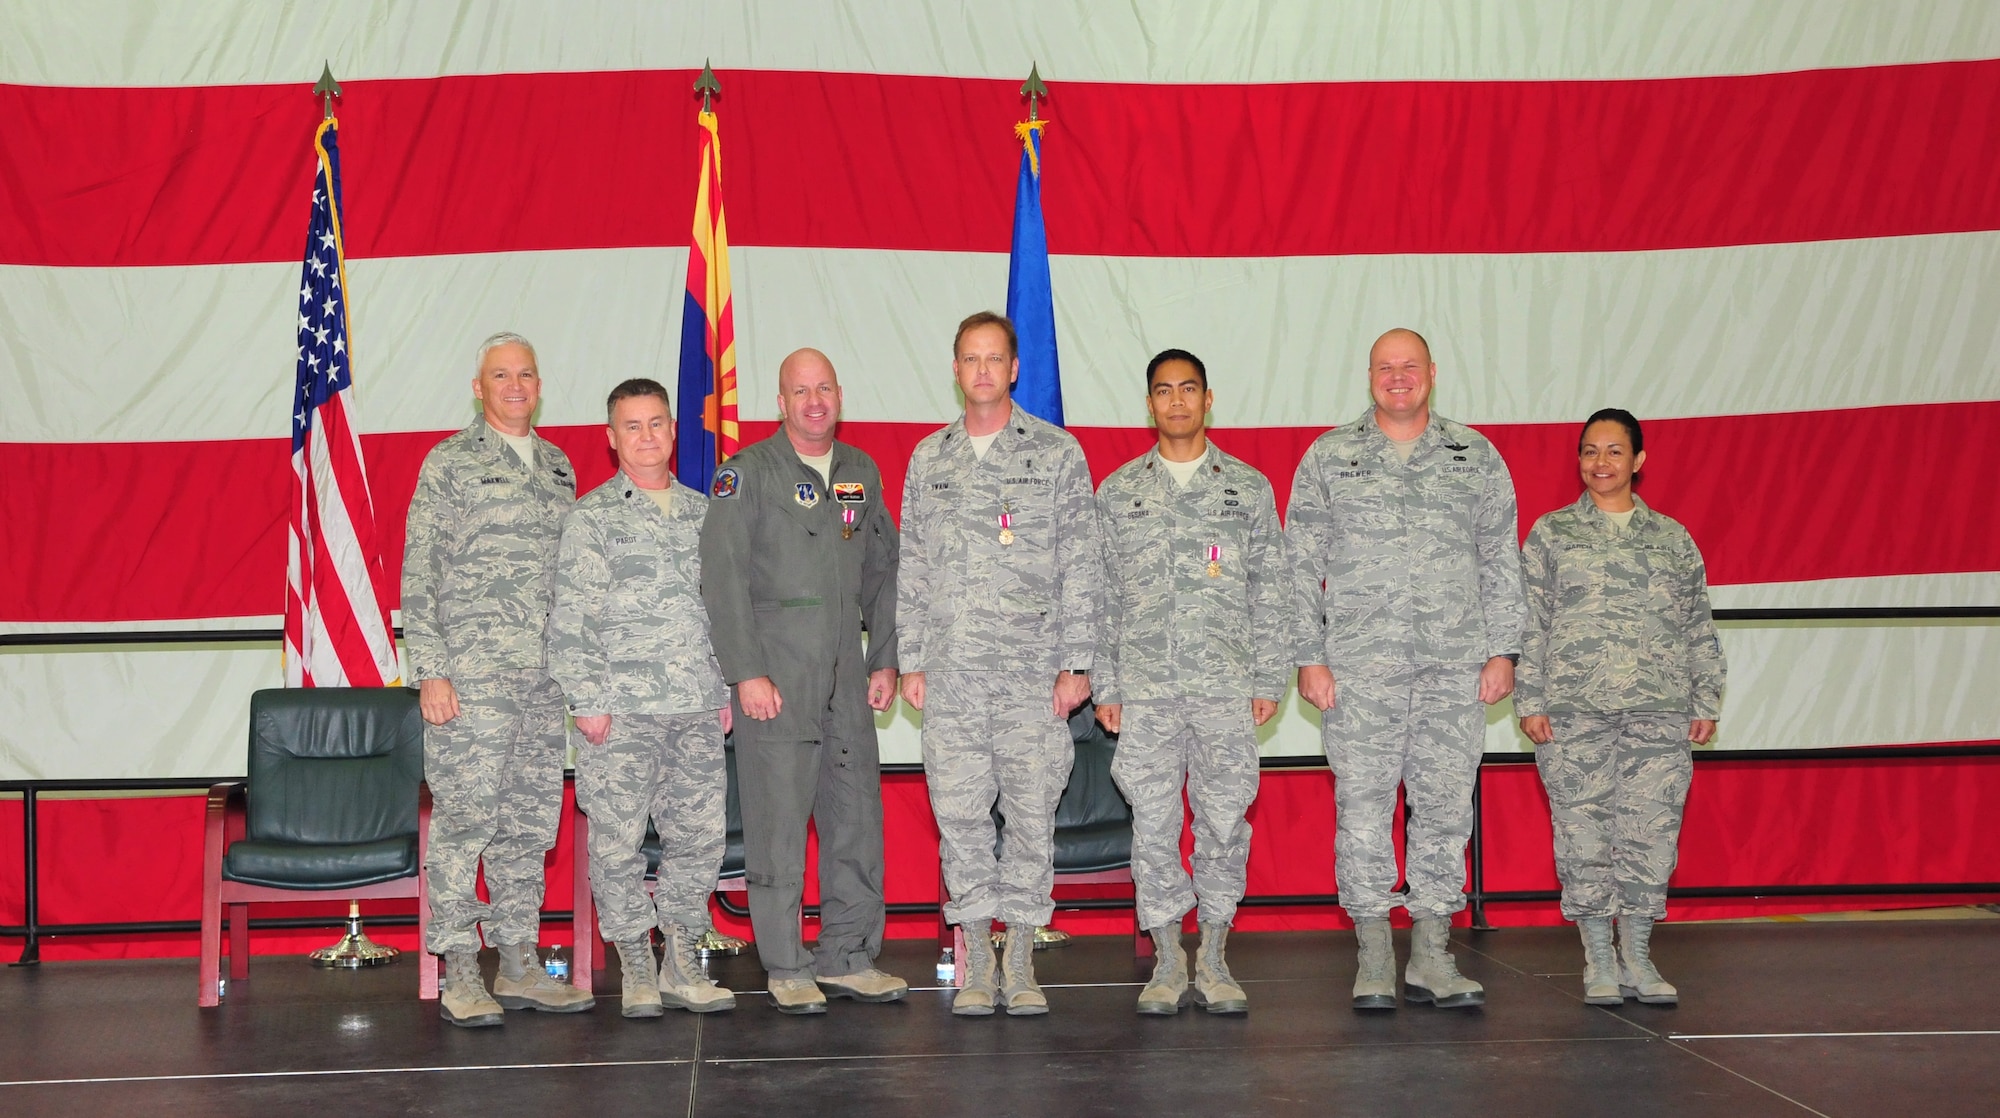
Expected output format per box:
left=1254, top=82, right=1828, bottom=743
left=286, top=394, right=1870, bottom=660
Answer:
left=403, top=332, right=594, bottom=1026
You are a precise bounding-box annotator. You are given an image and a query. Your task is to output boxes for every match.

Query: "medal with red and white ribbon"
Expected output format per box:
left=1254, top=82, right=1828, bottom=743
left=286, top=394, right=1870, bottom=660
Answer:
left=842, top=507, right=856, bottom=540
left=998, top=502, right=1015, bottom=546
left=1206, top=544, right=1222, bottom=578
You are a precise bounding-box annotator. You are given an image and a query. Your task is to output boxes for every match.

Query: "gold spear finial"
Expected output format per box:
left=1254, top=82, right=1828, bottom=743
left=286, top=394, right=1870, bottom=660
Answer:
left=1021, top=62, right=1049, bottom=121
left=314, top=62, right=342, bottom=121
left=694, top=60, right=721, bottom=114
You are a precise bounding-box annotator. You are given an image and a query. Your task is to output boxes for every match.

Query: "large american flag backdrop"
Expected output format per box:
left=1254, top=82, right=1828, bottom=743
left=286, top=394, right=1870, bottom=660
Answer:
left=1, top=2, right=1997, bottom=952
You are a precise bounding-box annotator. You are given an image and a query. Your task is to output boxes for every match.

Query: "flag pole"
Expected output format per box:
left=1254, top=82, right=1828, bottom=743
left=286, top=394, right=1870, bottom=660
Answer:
left=298, top=62, right=401, bottom=970
left=1006, top=63, right=1064, bottom=428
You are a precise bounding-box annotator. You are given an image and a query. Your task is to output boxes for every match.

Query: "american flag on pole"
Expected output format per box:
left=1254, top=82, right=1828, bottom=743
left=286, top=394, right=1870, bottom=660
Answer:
left=282, top=117, right=400, bottom=688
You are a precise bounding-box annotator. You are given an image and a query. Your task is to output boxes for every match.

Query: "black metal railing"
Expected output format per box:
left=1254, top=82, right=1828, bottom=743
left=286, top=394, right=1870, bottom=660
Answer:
left=4, top=606, right=1997, bottom=960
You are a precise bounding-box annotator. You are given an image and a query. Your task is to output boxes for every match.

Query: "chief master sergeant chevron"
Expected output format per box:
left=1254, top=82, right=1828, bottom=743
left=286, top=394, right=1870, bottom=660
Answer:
left=546, top=378, right=736, bottom=1020
left=402, top=332, right=595, bottom=1026
left=1286, top=327, right=1527, bottom=1012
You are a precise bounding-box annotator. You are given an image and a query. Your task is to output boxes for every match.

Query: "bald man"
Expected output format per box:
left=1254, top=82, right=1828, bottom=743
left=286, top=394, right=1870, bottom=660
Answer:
left=699, top=348, right=905, bottom=1014
left=1287, top=328, right=1526, bottom=1012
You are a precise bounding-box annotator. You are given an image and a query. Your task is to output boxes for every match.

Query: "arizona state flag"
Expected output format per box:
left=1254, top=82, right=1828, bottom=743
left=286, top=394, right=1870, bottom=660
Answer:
left=675, top=107, right=739, bottom=490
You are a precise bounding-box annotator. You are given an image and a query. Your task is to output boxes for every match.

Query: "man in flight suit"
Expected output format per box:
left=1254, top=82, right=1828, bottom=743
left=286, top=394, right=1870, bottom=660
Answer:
left=403, top=332, right=595, bottom=1026
left=699, top=348, right=905, bottom=1015
left=547, top=378, right=736, bottom=1019
left=1287, top=327, right=1527, bottom=1011
left=1094, top=349, right=1291, bottom=1016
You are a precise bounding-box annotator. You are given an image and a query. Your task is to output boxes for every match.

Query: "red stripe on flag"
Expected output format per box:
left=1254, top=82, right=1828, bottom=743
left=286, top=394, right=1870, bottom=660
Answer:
left=5, top=60, right=1998, bottom=266
left=3, top=401, right=1996, bottom=622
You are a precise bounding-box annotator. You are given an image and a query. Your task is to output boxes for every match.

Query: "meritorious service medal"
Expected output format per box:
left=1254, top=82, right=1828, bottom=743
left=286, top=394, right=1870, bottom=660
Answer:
left=1206, top=544, right=1222, bottom=578
left=842, top=508, right=856, bottom=540
left=998, top=503, right=1015, bottom=546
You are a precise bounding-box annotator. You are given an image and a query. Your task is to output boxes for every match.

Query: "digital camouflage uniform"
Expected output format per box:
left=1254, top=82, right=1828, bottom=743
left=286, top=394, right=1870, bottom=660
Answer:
left=1095, top=445, right=1290, bottom=932
left=547, top=473, right=729, bottom=940
left=899, top=404, right=1103, bottom=928
left=402, top=418, right=577, bottom=953
left=1517, top=492, right=1726, bottom=920
left=1286, top=410, right=1526, bottom=921
left=700, top=434, right=899, bottom=982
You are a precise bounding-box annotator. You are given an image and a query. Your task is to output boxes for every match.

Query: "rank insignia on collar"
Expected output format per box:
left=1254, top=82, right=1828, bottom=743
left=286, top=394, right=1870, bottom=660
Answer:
left=710, top=467, right=741, bottom=499
left=833, top=482, right=866, bottom=503
left=795, top=481, right=820, bottom=507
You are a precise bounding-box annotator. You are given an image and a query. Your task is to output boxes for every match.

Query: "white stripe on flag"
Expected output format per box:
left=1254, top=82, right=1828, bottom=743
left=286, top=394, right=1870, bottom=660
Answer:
left=7, top=0, right=1997, bottom=87
left=6, top=231, right=1999, bottom=441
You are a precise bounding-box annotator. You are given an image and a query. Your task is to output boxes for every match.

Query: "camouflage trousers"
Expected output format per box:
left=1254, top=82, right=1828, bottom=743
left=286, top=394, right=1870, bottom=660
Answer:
left=574, top=710, right=727, bottom=941
left=1320, top=662, right=1485, bottom=921
left=422, top=670, right=567, bottom=953
left=923, top=670, right=1076, bottom=927
left=1111, top=696, right=1261, bottom=931
left=1537, top=712, right=1694, bottom=921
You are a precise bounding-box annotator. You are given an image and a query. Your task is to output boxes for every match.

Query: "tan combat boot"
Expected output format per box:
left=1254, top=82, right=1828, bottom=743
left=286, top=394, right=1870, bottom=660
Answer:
left=953, top=919, right=1000, bottom=1017
left=615, top=936, right=664, bottom=1019
left=816, top=966, right=909, bottom=1003
left=1135, top=924, right=1189, bottom=1016
left=438, top=949, right=503, bottom=1028
left=1404, top=917, right=1484, bottom=1008
left=491, top=942, right=596, bottom=1013
left=1192, top=923, right=1248, bottom=1015
left=1578, top=918, right=1623, bottom=1005
left=767, top=975, right=828, bottom=1015
left=1617, top=916, right=1679, bottom=1005
left=1351, top=918, right=1396, bottom=1010
left=659, top=923, right=737, bottom=1012
left=999, top=923, right=1048, bottom=1016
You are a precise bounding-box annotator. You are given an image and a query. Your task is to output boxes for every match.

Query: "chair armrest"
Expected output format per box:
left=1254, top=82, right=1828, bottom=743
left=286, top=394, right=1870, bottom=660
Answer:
left=417, top=782, right=433, bottom=857
left=204, top=781, right=246, bottom=864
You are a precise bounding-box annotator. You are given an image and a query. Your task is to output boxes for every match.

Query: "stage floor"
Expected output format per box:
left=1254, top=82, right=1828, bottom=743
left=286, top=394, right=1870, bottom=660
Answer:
left=2, top=921, right=1996, bottom=1117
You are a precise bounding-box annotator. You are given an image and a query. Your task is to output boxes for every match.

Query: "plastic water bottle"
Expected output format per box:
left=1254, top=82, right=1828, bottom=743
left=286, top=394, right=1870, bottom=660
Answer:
left=935, top=946, right=955, bottom=986
left=543, top=944, right=569, bottom=981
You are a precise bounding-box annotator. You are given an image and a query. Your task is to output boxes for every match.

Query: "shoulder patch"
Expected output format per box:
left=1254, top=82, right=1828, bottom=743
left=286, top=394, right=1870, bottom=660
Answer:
left=710, top=466, right=741, bottom=499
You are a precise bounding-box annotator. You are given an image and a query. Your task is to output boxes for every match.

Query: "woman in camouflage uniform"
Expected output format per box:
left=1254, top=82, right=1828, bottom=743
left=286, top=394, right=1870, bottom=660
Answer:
left=1516, top=409, right=1725, bottom=1007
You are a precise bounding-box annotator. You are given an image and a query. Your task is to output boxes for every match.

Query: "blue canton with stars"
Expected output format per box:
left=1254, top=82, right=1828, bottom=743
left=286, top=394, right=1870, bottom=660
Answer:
left=294, top=123, right=352, bottom=454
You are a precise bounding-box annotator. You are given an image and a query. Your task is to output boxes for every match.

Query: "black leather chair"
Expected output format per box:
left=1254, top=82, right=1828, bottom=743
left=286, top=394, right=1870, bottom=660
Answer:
left=1045, top=708, right=1137, bottom=882
left=940, top=704, right=1146, bottom=962
left=199, top=687, right=435, bottom=1006
left=571, top=733, right=746, bottom=991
